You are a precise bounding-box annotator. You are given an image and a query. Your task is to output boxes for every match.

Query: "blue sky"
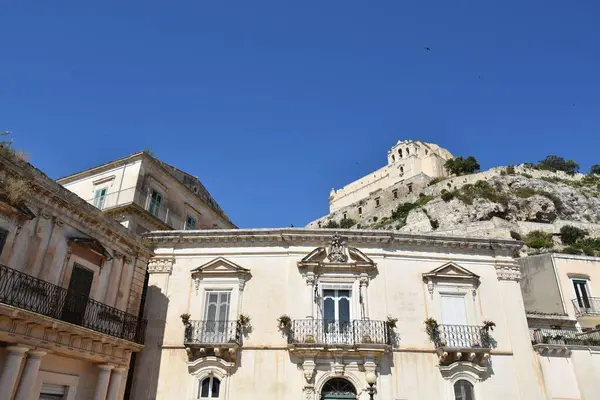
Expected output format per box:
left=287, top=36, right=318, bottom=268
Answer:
left=1, top=1, right=599, bottom=228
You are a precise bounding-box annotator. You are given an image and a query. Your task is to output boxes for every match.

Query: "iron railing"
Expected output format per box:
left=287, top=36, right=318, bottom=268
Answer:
left=434, top=324, right=492, bottom=349
left=287, top=319, right=391, bottom=346
left=530, top=327, right=600, bottom=346
left=572, top=298, right=600, bottom=317
left=184, top=320, right=241, bottom=346
left=0, top=264, right=146, bottom=344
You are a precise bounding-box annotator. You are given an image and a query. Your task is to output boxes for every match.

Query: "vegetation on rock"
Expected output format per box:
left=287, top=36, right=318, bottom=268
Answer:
left=559, top=225, right=588, bottom=245
left=524, top=231, right=554, bottom=249
left=536, top=155, right=579, bottom=175
left=339, top=218, right=357, bottom=229
left=591, top=164, right=600, bottom=175
left=444, top=156, right=480, bottom=176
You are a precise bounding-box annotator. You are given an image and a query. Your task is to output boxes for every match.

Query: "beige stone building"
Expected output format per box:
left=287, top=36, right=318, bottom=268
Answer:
left=520, top=253, right=600, bottom=400
left=131, top=228, right=546, bottom=400
left=328, top=140, right=452, bottom=213
left=0, top=149, right=153, bottom=400
left=309, top=140, right=452, bottom=229
left=57, top=151, right=235, bottom=234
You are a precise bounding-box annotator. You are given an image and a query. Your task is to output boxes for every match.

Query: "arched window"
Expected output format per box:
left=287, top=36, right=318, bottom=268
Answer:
left=398, top=149, right=403, bottom=157
left=406, top=147, right=410, bottom=155
left=454, top=380, right=474, bottom=400
left=199, top=376, right=220, bottom=398
left=321, top=378, right=356, bottom=399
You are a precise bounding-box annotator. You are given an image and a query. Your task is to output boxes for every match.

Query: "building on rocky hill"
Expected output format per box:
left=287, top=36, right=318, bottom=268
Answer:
left=328, top=140, right=453, bottom=213
left=519, top=253, right=600, bottom=399
left=129, top=228, right=546, bottom=400
left=57, top=151, right=235, bottom=235
left=309, top=140, right=452, bottom=229
left=0, top=149, right=153, bottom=400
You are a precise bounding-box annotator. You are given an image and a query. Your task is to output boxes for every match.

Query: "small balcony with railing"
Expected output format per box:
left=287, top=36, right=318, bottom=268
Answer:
left=572, top=297, right=600, bottom=326
left=0, top=264, right=146, bottom=345
left=286, top=319, right=392, bottom=355
left=427, top=322, right=494, bottom=366
left=530, top=326, right=600, bottom=354
left=182, top=319, right=242, bottom=363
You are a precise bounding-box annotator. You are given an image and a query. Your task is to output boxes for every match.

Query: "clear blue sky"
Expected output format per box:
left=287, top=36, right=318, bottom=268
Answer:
left=1, top=1, right=598, bottom=228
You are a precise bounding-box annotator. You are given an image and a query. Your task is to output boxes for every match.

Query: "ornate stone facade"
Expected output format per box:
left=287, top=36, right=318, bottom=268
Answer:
left=0, top=150, right=153, bottom=400
left=130, top=228, right=546, bottom=400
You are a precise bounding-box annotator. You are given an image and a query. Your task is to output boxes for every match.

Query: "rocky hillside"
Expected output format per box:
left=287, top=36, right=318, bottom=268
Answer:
left=337, top=165, right=600, bottom=256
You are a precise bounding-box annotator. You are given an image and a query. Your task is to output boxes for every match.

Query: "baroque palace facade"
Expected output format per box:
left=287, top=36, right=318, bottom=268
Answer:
left=0, top=149, right=153, bottom=400
left=129, top=228, right=545, bottom=400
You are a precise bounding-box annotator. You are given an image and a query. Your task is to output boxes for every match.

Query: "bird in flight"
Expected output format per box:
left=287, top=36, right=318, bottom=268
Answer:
left=424, top=47, right=431, bottom=51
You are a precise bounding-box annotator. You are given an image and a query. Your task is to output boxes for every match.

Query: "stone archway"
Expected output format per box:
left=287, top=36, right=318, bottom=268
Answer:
left=320, top=378, right=357, bottom=400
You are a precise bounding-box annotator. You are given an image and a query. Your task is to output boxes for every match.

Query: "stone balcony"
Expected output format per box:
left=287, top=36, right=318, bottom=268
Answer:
left=286, top=319, right=392, bottom=356
left=433, top=324, right=492, bottom=366
left=183, top=320, right=241, bottom=363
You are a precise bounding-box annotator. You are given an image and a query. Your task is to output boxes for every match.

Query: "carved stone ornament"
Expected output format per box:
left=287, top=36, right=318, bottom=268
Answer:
left=302, top=386, right=315, bottom=400
left=148, top=258, right=174, bottom=274
left=495, top=264, right=521, bottom=281
left=328, top=233, right=348, bottom=263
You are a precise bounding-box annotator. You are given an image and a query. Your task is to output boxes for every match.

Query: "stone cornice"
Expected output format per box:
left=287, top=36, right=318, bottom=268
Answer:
left=143, top=228, right=522, bottom=255
left=0, top=151, right=154, bottom=259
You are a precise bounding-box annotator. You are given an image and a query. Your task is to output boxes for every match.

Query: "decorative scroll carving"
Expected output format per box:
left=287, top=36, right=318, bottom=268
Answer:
left=148, top=258, right=174, bottom=274
left=328, top=233, right=348, bottom=263
left=495, top=264, right=521, bottom=281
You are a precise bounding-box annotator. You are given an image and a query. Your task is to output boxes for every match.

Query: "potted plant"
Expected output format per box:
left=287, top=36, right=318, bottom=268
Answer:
left=305, top=334, right=316, bottom=344
left=238, top=314, right=251, bottom=328
left=180, top=313, right=191, bottom=325
left=424, top=318, right=441, bottom=345
left=386, top=316, right=398, bottom=329
left=278, top=314, right=292, bottom=330
left=482, top=320, right=496, bottom=332
left=362, top=334, right=373, bottom=343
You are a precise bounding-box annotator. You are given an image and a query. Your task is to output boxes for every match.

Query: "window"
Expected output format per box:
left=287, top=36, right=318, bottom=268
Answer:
left=398, top=148, right=403, bottom=157
left=373, top=217, right=378, bottom=222
left=186, top=216, right=197, bottom=230
left=393, top=189, right=398, bottom=199
left=408, top=183, right=413, bottom=193
left=342, top=213, right=347, bottom=220
left=93, top=188, right=108, bottom=209
left=323, top=289, right=351, bottom=341
left=358, top=207, right=362, bottom=215
left=391, top=155, right=395, bottom=162
left=573, top=279, right=592, bottom=309
left=0, top=227, right=8, bottom=257
left=148, top=189, right=163, bottom=217
left=425, top=149, right=429, bottom=155
left=40, top=384, right=67, bottom=400
left=203, top=291, right=231, bottom=343
left=400, top=166, right=404, bottom=174
left=454, top=380, right=474, bottom=400
left=375, top=197, right=380, bottom=207
left=199, top=376, right=220, bottom=398
left=406, top=147, right=410, bottom=155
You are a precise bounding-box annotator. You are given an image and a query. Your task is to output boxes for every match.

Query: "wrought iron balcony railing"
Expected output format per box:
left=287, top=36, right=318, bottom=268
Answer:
left=530, top=327, right=600, bottom=346
left=287, top=319, right=391, bottom=346
left=184, top=320, right=241, bottom=346
left=433, top=324, right=492, bottom=349
left=572, top=298, right=600, bottom=317
left=0, top=264, right=146, bottom=344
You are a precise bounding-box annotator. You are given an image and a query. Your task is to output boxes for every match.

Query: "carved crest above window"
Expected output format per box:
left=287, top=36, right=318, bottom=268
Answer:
left=297, top=233, right=376, bottom=271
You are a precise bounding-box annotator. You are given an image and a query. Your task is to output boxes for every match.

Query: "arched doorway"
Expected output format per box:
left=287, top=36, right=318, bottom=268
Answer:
left=320, top=378, right=357, bottom=400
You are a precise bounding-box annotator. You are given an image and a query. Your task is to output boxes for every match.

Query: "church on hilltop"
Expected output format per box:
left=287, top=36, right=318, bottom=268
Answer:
left=310, top=140, right=453, bottom=228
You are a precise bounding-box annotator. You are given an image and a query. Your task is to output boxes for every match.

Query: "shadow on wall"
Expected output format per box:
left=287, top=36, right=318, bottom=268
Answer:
left=127, top=285, right=169, bottom=400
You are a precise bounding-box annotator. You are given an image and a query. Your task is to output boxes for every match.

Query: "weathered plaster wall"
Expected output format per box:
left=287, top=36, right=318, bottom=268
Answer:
left=519, top=254, right=564, bottom=315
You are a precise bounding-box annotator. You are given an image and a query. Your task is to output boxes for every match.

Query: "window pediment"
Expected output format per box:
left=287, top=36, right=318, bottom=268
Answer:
left=191, top=257, right=251, bottom=278
left=298, top=233, right=376, bottom=270
left=423, top=262, right=479, bottom=282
